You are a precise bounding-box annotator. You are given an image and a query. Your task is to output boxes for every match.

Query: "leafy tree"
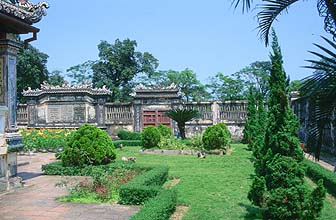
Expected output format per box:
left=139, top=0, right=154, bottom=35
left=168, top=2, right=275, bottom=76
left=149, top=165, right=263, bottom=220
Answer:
left=66, top=61, right=94, bottom=85
left=17, top=44, right=49, bottom=102
left=232, top=0, right=336, bottom=45
left=248, top=31, right=325, bottom=220
left=165, top=107, right=199, bottom=139
left=234, top=61, right=271, bottom=97
left=48, top=70, right=65, bottom=86
left=288, top=79, right=302, bottom=93
left=92, top=39, right=159, bottom=102
left=207, top=72, right=247, bottom=100
left=136, top=69, right=210, bottom=101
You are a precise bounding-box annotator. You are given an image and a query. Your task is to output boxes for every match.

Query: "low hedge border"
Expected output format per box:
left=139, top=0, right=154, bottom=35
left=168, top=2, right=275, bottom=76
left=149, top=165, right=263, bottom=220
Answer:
left=130, top=189, right=177, bottom=220
left=114, top=140, right=143, bottom=147
left=303, top=159, right=336, bottom=197
left=119, top=166, right=169, bottom=205
left=42, top=161, right=146, bottom=176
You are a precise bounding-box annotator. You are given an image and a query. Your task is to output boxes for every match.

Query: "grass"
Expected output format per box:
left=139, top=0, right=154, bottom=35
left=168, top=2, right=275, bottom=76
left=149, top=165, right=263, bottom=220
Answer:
left=117, top=144, right=336, bottom=220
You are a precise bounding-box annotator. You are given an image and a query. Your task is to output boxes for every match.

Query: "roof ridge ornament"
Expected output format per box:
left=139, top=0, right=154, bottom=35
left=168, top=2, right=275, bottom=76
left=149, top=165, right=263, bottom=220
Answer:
left=1, top=0, right=49, bottom=24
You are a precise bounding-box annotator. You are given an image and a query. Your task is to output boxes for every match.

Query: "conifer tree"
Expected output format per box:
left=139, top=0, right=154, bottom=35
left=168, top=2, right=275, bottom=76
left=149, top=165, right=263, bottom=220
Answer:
left=248, top=30, right=325, bottom=220
left=243, top=87, right=258, bottom=148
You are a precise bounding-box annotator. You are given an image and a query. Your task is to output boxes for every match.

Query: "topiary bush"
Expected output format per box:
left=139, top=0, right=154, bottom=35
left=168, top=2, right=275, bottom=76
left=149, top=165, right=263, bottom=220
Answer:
left=142, top=126, right=162, bottom=149
left=61, top=124, right=116, bottom=167
left=157, top=124, right=172, bottom=138
left=202, top=123, right=230, bottom=152
left=117, top=130, right=142, bottom=140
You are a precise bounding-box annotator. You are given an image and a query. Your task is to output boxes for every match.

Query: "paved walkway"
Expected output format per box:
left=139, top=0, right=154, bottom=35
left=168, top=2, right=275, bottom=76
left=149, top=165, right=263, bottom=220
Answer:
left=0, top=153, right=139, bottom=220
left=305, top=152, right=336, bottom=172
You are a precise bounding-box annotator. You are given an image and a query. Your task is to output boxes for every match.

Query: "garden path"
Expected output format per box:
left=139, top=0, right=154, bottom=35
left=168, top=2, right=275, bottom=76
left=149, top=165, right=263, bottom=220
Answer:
left=0, top=153, right=139, bottom=220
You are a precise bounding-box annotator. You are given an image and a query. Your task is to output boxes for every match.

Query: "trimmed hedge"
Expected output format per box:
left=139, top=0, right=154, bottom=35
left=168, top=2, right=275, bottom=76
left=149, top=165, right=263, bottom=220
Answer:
left=119, top=166, right=169, bottom=205
left=117, top=130, right=142, bottom=140
left=130, top=189, right=177, bottom=220
left=303, top=159, right=336, bottom=197
left=114, top=140, right=143, bottom=147
left=42, top=161, right=145, bottom=176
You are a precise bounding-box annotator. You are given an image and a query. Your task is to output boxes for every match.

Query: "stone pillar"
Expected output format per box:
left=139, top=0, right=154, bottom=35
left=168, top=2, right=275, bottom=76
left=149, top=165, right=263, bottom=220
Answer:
left=133, top=102, right=142, bottom=132
left=0, top=34, right=22, bottom=177
left=96, top=97, right=106, bottom=127
left=212, top=101, right=219, bottom=125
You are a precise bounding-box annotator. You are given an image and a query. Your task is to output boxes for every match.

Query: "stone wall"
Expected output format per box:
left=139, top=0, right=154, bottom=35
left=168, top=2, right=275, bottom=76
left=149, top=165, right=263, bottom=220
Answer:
left=292, top=98, right=336, bottom=155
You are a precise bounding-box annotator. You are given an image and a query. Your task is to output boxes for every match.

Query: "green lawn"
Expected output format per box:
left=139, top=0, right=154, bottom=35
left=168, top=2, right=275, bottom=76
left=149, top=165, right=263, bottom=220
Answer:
left=117, top=144, right=336, bottom=220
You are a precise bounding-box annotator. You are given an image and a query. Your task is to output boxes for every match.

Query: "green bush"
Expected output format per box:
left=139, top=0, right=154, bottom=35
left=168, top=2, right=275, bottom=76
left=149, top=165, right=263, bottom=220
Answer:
left=61, top=124, right=116, bottom=167
left=113, top=140, right=143, bottom=147
left=202, top=123, right=230, bottom=151
left=119, top=166, right=169, bottom=205
left=142, top=126, right=162, bottom=149
left=189, top=134, right=203, bottom=150
left=303, top=159, right=336, bottom=197
left=130, top=189, right=177, bottom=220
left=157, top=124, right=172, bottom=138
left=117, top=130, right=142, bottom=140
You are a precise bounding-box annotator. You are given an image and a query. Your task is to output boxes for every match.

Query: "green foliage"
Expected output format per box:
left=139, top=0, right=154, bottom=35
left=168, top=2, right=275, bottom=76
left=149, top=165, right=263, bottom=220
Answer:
left=92, top=38, right=158, bottom=102
left=165, top=107, right=199, bottom=139
left=202, top=123, right=230, bottom=151
left=117, top=130, right=142, bottom=140
left=48, top=70, right=65, bottom=86
left=157, top=124, right=172, bottom=138
left=114, top=140, right=143, bottom=147
left=17, top=44, right=49, bottom=102
left=248, top=176, right=266, bottom=207
left=189, top=134, right=204, bottom=150
left=303, top=159, right=336, bottom=197
left=157, top=138, right=188, bottom=150
left=248, top=31, right=325, bottom=220
left=66, top=61, right=93, bottom=85
left=20, top=129, right=71, bottom=151
left=130, top=189, right=177, bottom=220
left=119, top=166, right=169, bottom=205
left=242, top=87, right=258, bottom=146
left=141, top=126, right=162, bottom=149
left=61, top=124, right=116, bottom=167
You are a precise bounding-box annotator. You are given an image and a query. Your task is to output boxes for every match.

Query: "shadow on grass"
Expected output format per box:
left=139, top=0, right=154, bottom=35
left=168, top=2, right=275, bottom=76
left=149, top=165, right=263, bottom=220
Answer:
left=239, top=202, right=262, bottom=220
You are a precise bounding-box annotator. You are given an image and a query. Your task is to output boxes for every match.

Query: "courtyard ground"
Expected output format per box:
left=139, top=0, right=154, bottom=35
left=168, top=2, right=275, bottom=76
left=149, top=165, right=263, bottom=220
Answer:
left=0, top=153, right=138, bottom=220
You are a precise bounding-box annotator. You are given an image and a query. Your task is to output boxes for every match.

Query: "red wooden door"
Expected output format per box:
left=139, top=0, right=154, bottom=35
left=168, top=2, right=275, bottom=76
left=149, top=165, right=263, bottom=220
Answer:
left=143, top=110, right=171, bottom=128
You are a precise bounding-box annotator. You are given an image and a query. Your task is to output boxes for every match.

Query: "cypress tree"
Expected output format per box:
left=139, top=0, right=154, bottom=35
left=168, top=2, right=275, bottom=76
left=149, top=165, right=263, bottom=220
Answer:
left=243, top=87, right=258, bottom=149
left=248, top=30, right=325, bottom=220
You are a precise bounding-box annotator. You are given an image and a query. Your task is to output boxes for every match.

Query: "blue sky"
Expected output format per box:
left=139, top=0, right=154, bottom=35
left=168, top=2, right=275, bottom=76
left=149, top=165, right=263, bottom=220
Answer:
left=29, top=0, right=327, bottom=83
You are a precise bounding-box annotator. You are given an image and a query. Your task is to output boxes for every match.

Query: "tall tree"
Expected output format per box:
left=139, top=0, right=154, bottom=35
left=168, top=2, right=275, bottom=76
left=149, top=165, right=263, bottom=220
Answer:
left=207, top=72, right=247, bottom=100
left=66, top=61, right=94, bottom=85
left=248, top=31, right=325, bottom=220
left=17, top=44, right=49, bottom=102
left=48, top=70, right=65, bottom=86
left=92, top=39, right=159, bottom=102
left=234, top=61, right=271, bottom=97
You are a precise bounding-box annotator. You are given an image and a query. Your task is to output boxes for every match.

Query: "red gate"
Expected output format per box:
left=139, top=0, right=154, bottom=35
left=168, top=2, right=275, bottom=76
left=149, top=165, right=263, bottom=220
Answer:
left=143, top=110, right=171, bottom=128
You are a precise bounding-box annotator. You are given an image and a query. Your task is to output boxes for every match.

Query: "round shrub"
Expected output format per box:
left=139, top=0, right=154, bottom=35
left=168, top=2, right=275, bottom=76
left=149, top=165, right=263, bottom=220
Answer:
left=216, top=122, right=231, bottom=140
left=202, top=123, right=230, bottom=151
left=157, top=124, right=172, bottom=138
left=62, top=124, right=116, bottom=167
left=142, top=126, right=161, bottom=149
left=117, top=130, right=142, bottom=140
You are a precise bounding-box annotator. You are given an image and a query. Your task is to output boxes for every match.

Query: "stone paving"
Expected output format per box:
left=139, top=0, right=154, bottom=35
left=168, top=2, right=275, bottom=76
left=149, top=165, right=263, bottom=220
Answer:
left=0, top=153, right=139, bottom=220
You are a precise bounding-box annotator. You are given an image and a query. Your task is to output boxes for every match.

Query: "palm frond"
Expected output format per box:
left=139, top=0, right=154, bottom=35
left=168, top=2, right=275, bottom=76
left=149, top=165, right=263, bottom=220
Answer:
left=257, top=0, right=299, bottom=46
left=165, top=108, right=200, bottom=124
left=231, top=0, right=253, bottom=13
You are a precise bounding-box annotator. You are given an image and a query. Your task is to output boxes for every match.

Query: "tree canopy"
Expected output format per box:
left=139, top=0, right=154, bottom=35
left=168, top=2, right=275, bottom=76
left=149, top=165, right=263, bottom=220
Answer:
left=17, top=44, right=49, bottom=102
left=92, top=39, right=159, bottom=102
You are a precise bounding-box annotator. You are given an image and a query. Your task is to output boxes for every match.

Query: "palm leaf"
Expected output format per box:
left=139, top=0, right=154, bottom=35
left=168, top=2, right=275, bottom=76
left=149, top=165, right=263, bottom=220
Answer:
left=257, top=0, right=299, bottom=45
left=232, top=0, right=253, bottom=13
left=300, top=36, right=336, bottom=160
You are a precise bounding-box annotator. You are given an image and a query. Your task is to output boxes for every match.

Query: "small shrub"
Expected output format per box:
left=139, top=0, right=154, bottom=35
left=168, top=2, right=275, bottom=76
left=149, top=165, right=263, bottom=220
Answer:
left=61, top=124, right=116, bottom=167
left=189, top=134, right=203, bottom=150
left=157, top=124, right=172, bottom=138
left=117, top=130, right=142, bottom=140
left=142, top=126, right=162, bottom=149
left=130, top=189, right=177, bottom=220
left=202, top=123, right=230, bottom=151
left=158, top=138, right=187, bottom=150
